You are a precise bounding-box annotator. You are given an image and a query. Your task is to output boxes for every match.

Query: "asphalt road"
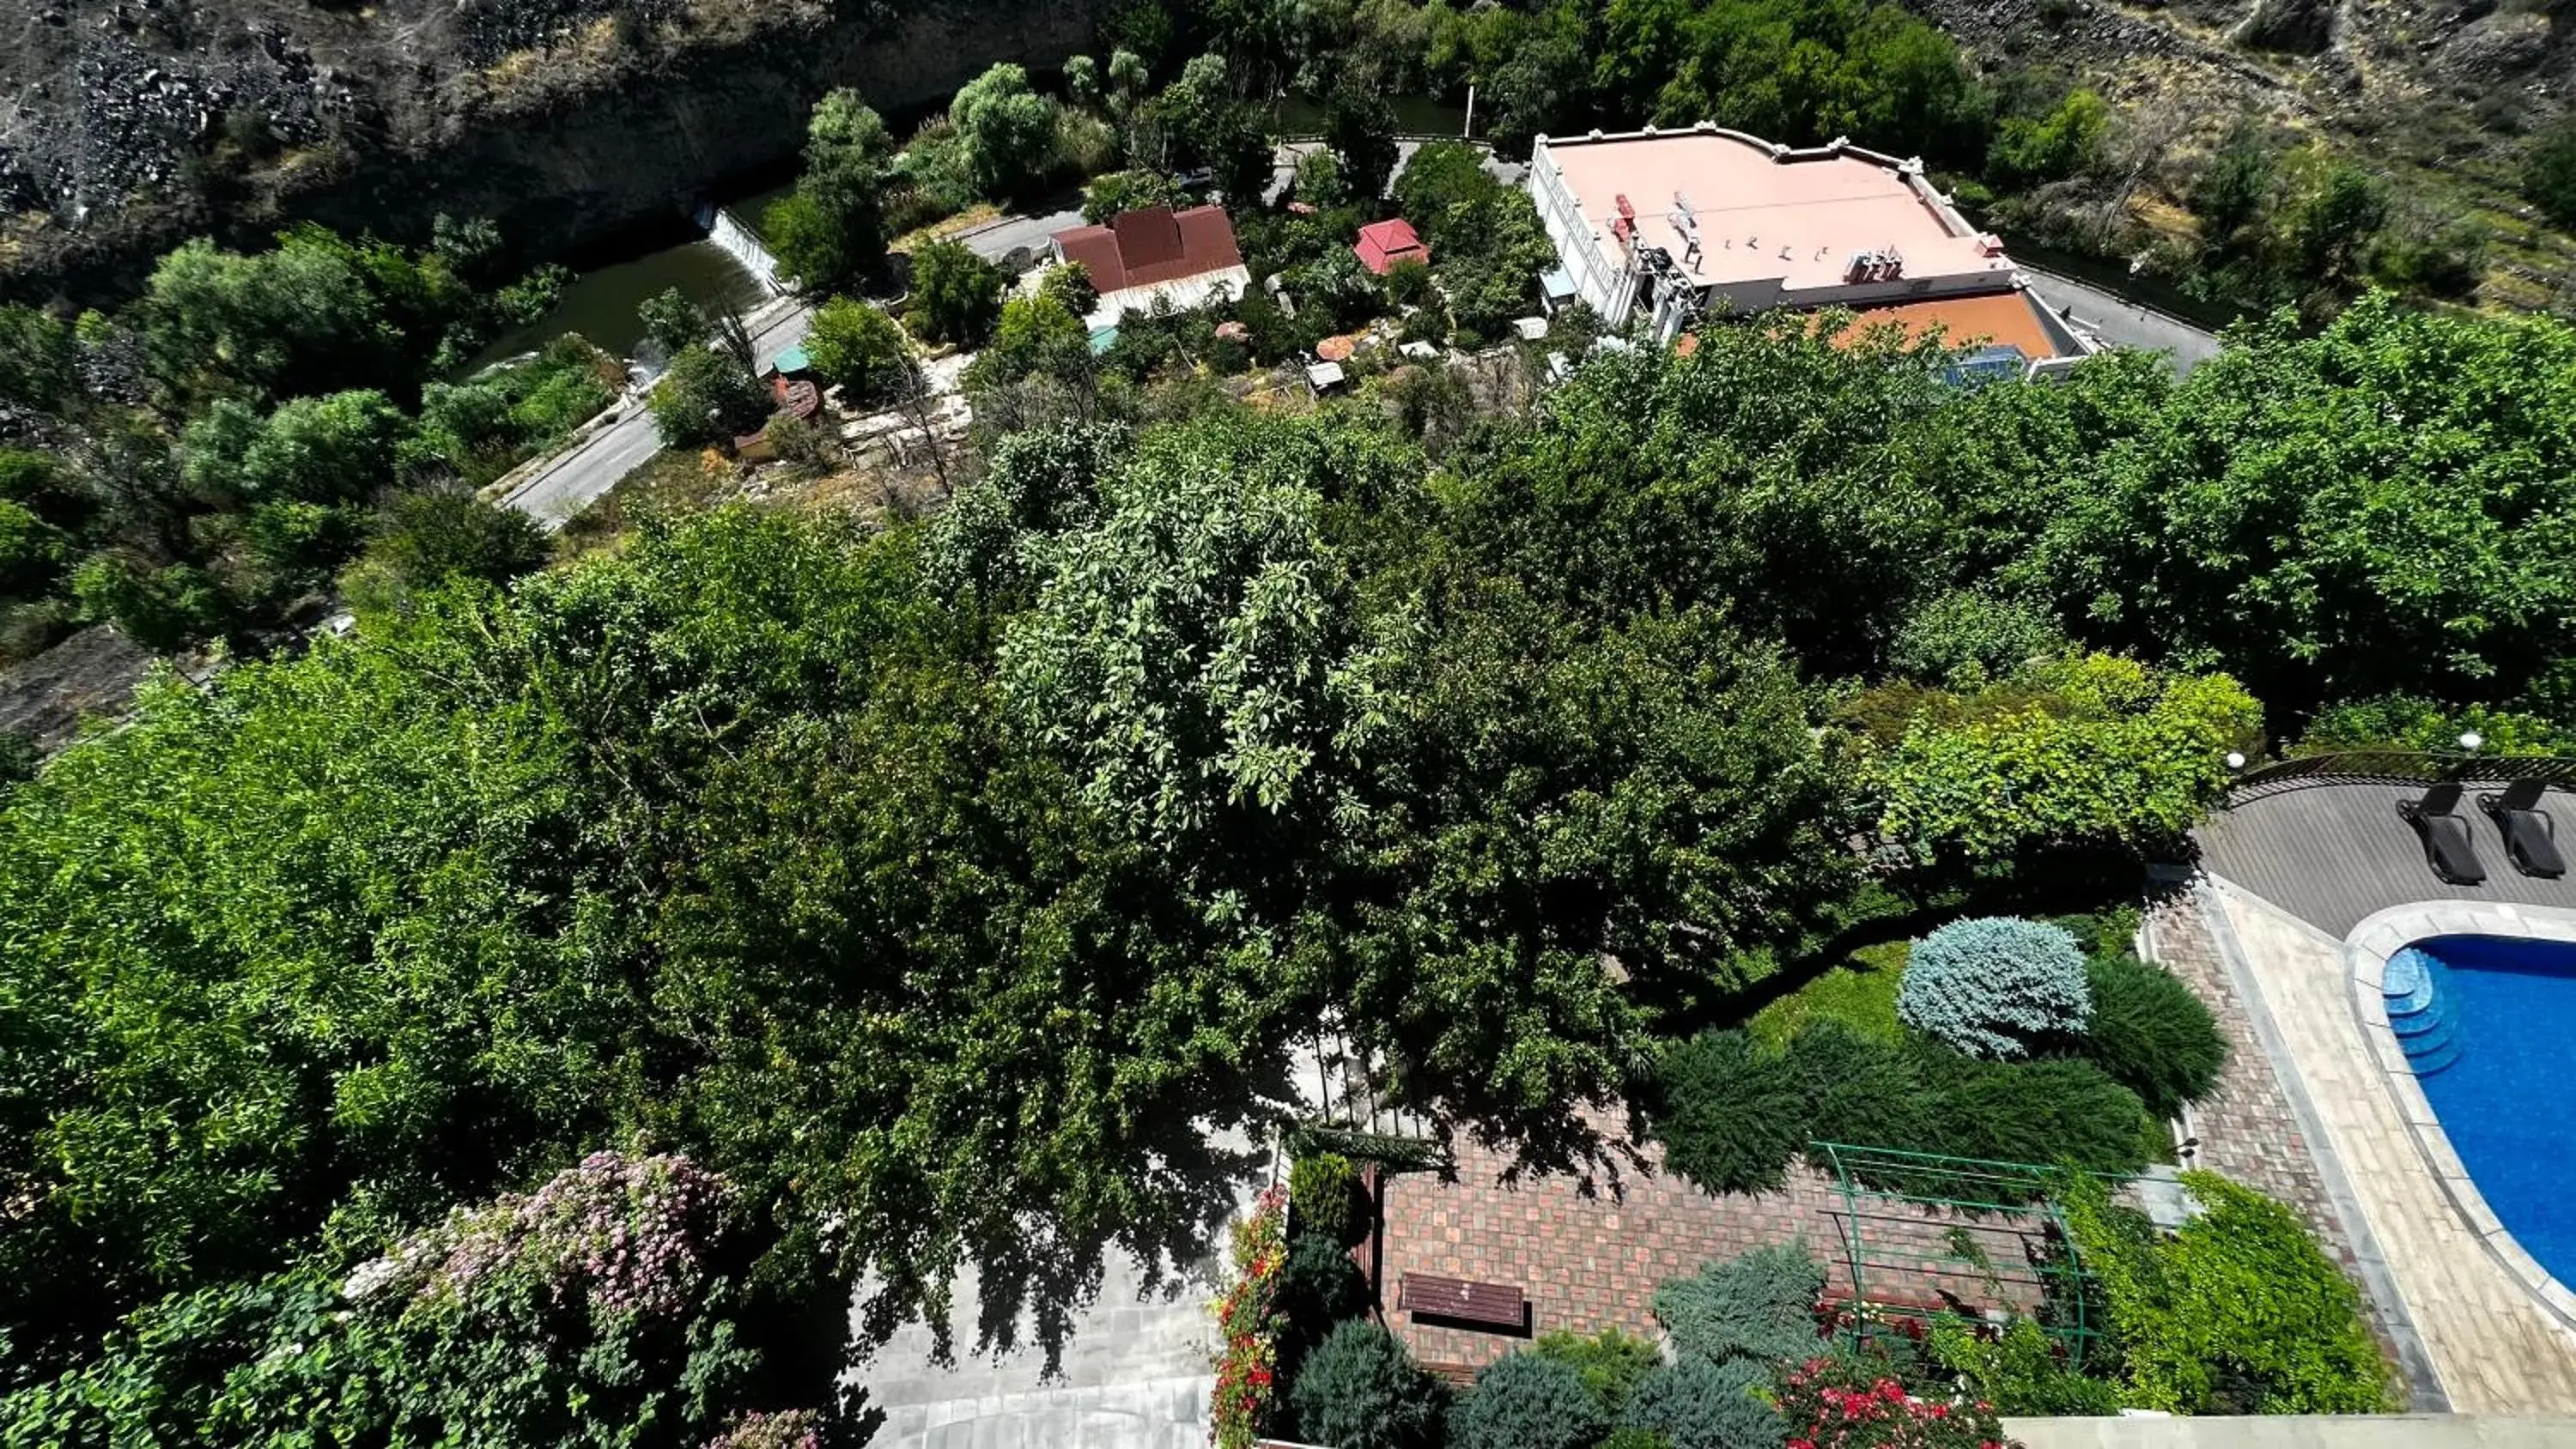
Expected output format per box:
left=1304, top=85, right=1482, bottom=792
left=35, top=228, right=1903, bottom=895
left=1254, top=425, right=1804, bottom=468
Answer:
left=500, top=191, right=2217, bottom=530
left=501, top=208, right=1080, bottom=530
left=2018, top=264, right=2223, bottom=375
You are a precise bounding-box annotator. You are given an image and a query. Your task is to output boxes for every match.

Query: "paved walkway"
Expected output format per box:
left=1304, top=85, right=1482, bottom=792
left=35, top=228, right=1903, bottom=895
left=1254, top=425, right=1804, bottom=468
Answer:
left=853, top=1251, right=1219, bottom=1449
left=1377, top=1131, right=2065, bottom=1373
left=2139, top=897, right=2400, bottom=1367
left=2010, top=1416, right=2576, bottom=1448
left=2200, top=876, right=2576, bottom=1412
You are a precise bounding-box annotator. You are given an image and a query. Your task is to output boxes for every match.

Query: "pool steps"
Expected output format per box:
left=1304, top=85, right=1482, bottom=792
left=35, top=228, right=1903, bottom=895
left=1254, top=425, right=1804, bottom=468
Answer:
left=2383, top=948, right=2462, bottom=1076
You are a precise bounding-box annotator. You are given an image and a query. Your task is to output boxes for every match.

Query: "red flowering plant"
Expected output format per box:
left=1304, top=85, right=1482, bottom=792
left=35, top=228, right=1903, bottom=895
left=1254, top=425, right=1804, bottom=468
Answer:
left=1777, top=1355, right=2014, bottom=1449
left=1210, top=1184, right=1289, bottom=1449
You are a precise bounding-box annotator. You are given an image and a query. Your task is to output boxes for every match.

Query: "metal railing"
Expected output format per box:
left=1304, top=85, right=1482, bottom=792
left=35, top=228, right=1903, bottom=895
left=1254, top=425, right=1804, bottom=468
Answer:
left=2226, top=750, right=2576, bottom=800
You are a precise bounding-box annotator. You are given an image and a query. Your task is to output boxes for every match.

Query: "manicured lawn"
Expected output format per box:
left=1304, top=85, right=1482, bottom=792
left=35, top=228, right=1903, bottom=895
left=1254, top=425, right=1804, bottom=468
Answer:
left=1747, top=940, right=1910, bottom=1050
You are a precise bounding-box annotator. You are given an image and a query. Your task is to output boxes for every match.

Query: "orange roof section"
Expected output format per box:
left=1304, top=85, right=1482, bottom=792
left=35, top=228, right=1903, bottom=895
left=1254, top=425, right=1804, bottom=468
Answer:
left=1828, top=291, right=2069, bottom=359
left=1543, top=131, right=2012, bottom=294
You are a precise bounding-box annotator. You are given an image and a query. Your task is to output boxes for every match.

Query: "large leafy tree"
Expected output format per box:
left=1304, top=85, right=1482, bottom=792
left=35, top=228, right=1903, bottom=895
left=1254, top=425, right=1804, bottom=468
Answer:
left=1992, top=294, right=2576, bottom=716
left=950, top=64, right=1060, bottom=199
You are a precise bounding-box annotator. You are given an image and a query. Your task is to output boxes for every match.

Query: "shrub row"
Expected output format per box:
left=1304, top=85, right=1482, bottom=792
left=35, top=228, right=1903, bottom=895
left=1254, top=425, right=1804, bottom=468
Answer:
left=1648, top=1021, right=2157, bottom=1196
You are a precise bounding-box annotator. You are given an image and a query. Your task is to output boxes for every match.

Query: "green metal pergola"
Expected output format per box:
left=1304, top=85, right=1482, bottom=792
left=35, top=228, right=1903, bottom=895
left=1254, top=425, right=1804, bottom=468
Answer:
left=1808, top=1142, right=2107, bottom=1367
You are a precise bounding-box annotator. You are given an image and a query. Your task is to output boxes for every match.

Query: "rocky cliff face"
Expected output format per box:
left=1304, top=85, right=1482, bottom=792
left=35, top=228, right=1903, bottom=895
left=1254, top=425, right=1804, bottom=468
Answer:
left=1911, top=0, right=2570, bottom=146
left=2, top=0, right=1105, bottom=301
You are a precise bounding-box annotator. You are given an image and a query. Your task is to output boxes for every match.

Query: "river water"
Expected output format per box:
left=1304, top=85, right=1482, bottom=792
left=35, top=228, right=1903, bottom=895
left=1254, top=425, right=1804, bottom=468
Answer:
left=469, top=239, right=769, bottom=371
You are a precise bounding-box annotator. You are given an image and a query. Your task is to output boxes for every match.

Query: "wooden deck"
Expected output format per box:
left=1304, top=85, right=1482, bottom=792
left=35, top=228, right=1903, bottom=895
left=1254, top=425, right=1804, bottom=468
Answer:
left=2194, top=781, right=2576, bottom=937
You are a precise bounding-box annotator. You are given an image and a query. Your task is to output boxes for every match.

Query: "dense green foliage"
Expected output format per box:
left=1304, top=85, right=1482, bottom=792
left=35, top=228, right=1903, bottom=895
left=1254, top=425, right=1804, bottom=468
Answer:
left=1928, top=1313, right=2124, bottom=1416
left=2063, top=1172, right=2393, bottom=1415
left=338, top=487, right=552, bottom=624
left=768, top=91, right=896, bottom=295
left=1648, top=1030, right=1814, bottom=1193
left=1289, top=1321, right=1446, bottom=1449
left=1531, top=1328, right=1663, bottom=1418
left=1, top=1153, right=845, bottom=1446
left=2527, top=117, right=2576, bottom=232
left=2080, top=955, right=2227, bottom=1118
left=1448, top=1352, right=1607, bottom=1449
left=1856, top=655, right=2263, bottom=868
left=0, top=216, right=569, bottom=661
left=908, top=241, right=1007, bottom=348
left=1289, top=1153, right=1369, bottom=1250
left=2300, top=694, right=2576, bottom=756
left=1649, top=1016, right=2156, bottom=1196
left=803, top=297, right=917, bottom=407
left=1621, top=1357, right=1781, bottom=1449
left=951, top=64, right=1061, bottom=199
left=416, top=336, right=618, bottom=485
left=1898, top=917, right=2093, bottom=1060
left=1651, top=1243, right=1826, bottom=1367
left=649, top=343, right=770, bottom=446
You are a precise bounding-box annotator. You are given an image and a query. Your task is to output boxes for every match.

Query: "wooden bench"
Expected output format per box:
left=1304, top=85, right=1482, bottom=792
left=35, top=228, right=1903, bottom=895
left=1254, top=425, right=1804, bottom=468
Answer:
left=1396, top=1271, right=1526, bottom=1331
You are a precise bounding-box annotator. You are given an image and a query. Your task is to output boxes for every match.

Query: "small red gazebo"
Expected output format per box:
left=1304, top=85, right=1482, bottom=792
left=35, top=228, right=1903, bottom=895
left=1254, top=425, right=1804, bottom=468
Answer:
left=1353, top=219, right=1430, bottom=276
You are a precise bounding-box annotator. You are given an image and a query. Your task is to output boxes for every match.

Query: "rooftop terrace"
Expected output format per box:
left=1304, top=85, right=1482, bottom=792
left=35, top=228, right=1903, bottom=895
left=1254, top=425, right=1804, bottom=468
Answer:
left=1538, top=129, right=2015, bottom=296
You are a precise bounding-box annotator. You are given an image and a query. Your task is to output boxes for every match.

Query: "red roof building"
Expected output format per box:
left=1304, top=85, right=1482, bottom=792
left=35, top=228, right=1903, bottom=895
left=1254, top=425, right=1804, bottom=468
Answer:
left=1353, top=219, right=1430, bottom=276
left=1051, top=205, right=1245, bottom=294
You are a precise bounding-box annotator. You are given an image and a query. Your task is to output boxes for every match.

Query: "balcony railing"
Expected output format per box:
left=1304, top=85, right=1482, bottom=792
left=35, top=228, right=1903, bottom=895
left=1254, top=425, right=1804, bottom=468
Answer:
left=2226, top=749, right=2576, bottom=801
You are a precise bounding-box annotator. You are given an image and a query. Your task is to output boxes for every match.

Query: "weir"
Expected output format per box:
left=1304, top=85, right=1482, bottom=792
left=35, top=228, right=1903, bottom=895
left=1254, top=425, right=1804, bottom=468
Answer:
left=697, top=203, right=784, bottom=296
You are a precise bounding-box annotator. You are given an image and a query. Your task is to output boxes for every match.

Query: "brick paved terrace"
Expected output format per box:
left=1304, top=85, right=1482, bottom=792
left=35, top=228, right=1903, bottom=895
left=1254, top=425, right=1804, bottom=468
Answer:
left=1371, top=892, right=2397, bottom=1386
left=1376, top=1134, right=2066, bottom=1373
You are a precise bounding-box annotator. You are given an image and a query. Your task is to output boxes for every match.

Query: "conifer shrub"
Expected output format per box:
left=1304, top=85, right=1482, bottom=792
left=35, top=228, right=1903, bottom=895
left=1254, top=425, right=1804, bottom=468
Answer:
left=1287, top=1321, right=1445, bottom=1449
left=2081, top=955, right=2227, bottom=1118
left=1645, top=1030, right=1809, bottom=1194
left=1650, top=1243, right=1825, bottom=1367
left=1899, top=917, right=2093, bottom=1059
left=1622, top=1358, right=1781, bottom=1449
left=1918, top=1053, right=2152, bottom=1179
left=1531, top=1326, right=1663, bottom=1416
left=1447, top=1351, right=1608, bottom=1449
left=1278, top=1231, right=1371, bottom=1381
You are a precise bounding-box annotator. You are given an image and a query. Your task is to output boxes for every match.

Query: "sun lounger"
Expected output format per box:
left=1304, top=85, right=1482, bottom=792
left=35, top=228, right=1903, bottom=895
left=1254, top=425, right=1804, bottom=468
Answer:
left=2399, top=782, right=2487, bottom=885
left=2479, top=779, right=2567, bottom=878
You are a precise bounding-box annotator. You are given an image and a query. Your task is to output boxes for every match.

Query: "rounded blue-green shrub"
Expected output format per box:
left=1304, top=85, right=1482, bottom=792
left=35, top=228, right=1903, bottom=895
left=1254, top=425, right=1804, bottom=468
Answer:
left=1448, top=1351, right=1609, bottom=1449
left=1899, top=916, right=2093, bottom=1059
left=1287, top=1320, right=1444, bottom=1449
left=1622, top=1358, right=1781, bottom=1449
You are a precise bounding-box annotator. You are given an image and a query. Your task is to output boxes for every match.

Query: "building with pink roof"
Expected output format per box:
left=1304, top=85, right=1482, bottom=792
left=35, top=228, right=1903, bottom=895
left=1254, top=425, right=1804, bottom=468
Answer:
left=1527, top=124, right=2094, bottom=376
left=1354, top=218, right=1430, bottom=276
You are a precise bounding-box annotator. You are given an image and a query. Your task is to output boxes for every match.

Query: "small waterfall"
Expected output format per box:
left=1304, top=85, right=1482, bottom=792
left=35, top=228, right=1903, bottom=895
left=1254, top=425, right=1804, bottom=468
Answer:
left=698, top=203, right=783, bottom=297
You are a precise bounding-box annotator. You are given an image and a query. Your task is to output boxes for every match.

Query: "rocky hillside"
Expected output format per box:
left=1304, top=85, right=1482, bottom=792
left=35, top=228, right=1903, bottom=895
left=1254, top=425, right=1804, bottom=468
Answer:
left=0, top=0, right=1103, bottom=302
left=1913, top=0, right=2575, bottom=306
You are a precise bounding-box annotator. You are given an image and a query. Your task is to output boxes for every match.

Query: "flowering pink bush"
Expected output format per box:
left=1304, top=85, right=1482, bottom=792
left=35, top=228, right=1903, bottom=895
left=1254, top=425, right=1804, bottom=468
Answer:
left=349, top=1150, right=732, bottom=1325
left=1777, top=1356, right=2012, bottom=1449
left=1210, top=1184, right=1288, bottom=1449
left=700, top=1408, right=823, bottom=1449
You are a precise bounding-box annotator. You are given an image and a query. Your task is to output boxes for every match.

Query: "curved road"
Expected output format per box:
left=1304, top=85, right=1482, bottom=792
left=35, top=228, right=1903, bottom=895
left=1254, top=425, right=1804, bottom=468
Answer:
left=500, top=208, right=1080, bottom=529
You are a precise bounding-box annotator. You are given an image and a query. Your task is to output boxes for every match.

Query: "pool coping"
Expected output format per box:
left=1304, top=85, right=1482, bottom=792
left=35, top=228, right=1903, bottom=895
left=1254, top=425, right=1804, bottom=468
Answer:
left=2345, top=900, right=2576, bottom=1336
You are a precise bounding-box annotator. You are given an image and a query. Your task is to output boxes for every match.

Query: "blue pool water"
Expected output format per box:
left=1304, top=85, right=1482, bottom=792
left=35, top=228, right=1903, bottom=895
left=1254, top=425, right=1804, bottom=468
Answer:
left=2388, top=935, right=2576, bottom=1282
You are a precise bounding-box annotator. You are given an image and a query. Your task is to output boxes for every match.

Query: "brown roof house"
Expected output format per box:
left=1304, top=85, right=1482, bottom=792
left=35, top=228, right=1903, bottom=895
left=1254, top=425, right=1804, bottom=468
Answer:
left=1049, top=205, right=1251, bottom=327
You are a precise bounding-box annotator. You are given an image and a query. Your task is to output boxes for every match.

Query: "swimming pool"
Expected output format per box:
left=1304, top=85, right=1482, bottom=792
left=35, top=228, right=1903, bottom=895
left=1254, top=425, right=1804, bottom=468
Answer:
left=2386, top=934, right=2576, bottom=1283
